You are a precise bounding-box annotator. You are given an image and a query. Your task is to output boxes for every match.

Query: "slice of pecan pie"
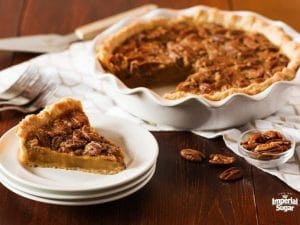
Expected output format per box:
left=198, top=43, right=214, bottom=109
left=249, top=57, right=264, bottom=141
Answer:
left=17, top=98, right=126, bottom=174
left=97, top=8, right=300, bottom=101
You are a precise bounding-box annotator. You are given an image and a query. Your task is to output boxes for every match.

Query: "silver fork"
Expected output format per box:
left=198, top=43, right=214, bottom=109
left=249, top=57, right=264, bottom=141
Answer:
left=0, top=82, right=57, bottom=113
left=0, top=66, right=39, bottom=100
left=0, top=68, right=44, bottom=106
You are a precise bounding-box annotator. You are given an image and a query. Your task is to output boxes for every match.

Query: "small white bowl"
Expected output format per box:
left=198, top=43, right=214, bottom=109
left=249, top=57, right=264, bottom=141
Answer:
left=238, top=129, right=295, bottom=168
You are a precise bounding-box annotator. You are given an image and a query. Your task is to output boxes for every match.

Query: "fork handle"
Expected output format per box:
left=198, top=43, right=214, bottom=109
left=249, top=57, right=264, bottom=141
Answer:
left=74, top=4, right=157, bottom=40
left=0, top=105, right=34, bottom=113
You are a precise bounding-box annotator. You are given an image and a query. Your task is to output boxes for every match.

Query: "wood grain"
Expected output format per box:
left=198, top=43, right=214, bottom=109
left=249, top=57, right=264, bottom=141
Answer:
left=231, top=0, right=300, bottom=31
left=0, top=133, right=258, bottom=225
left=230, top=1, right=300, bottom=224
left=0, top=0, right=23, bottom=69
left=251, top=168, right=300, bottom=225
left=1, top=1, right=300, bottom=225
left=127, top=0, right=229, bottom=9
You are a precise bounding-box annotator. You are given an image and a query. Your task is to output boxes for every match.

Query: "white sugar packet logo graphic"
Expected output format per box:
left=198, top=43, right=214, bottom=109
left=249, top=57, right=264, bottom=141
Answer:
left=272, top=193, right=298, bottom=212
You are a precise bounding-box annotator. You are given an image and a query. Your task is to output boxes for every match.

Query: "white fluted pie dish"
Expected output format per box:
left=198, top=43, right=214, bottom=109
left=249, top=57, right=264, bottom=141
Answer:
left=93, top=5, right=300, bottom=130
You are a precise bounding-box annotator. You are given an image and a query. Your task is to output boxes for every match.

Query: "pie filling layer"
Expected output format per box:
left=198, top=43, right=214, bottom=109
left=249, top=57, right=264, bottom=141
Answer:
left=26, top=110, right=123, bottom=159
left=17, top=98, right=126, bottom=174
left=102, top=20, right=291, bottom=100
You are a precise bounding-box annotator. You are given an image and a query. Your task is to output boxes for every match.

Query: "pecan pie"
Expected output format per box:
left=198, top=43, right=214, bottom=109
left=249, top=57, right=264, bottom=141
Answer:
left=17, top=98, right=126, bottom=174
left=97, top=8, right=300, bottom=101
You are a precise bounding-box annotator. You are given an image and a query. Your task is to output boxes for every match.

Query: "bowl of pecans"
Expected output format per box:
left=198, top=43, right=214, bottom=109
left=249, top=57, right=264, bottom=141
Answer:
left=238, top=129, right=295, bottom=168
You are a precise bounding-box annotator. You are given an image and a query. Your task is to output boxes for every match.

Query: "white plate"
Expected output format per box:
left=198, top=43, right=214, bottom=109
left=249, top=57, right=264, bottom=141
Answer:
left=0, top=164, right=155, bottom=206
left=0, top=114, right=158, bottom=193
left=0, top=163, right=155, bottom=200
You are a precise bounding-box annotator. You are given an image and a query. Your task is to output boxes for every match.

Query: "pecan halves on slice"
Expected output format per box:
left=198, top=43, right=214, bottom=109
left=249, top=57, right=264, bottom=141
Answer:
left=35, top=129, right=51, bottom=147
left=180, top=148, right=206, bottom=162
left=61, top=139, right=87, bottom=150
left=208, top=154, right=236, bottom=165
left=51, top=135, right=66, bottom=149
left=219, top=167, right=243, bottom=181
left=81, top=125, right=103, bottom=142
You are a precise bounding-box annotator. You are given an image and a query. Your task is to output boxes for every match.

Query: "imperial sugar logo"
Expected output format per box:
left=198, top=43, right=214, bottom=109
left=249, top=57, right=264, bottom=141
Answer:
left=272, top=192, right=298, bottom=212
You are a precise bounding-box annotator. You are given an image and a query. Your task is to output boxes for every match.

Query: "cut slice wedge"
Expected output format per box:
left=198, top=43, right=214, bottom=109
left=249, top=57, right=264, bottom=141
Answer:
left=16, top=98, right=126, bottom=174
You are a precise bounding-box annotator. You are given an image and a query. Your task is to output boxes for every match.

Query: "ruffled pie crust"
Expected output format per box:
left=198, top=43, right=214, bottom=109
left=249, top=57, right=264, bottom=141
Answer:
left=17, top=98, right=126, bottom=174
left=96, top=8, right=300, bottom=101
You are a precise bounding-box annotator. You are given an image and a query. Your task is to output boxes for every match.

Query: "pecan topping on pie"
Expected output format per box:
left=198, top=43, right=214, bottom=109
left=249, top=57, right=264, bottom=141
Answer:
left=30, top=112, right=120, bottom=158
left=17, top=98, right=126, bottom=174
left=97, top=9, right=300, bottom=101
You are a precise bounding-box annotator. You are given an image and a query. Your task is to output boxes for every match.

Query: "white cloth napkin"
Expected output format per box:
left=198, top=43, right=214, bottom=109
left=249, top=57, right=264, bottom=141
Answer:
left=1, top=41, right=300, bottom=192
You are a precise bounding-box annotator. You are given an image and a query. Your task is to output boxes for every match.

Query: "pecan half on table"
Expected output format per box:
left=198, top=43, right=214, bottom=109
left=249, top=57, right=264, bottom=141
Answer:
left=180, top=148, right=206, bottom=162
left=219, top=167, right=243, bottom=181
left=208, top=154, right=235, bottom=165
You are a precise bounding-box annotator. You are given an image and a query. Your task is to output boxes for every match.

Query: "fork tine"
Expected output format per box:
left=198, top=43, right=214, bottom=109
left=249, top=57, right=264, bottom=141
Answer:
left=0, top=105, right=25, bottom=113
left=0, top=71, right=28, bottom=99
left=28, top=83, right=57, bottom=110
left=0, top=83, right=57, bottom=113
left=0, top=77, right=48, bottom=106
left=0, top=66, right=39, bottom=100
left=37, top=85, right=57, bottom=105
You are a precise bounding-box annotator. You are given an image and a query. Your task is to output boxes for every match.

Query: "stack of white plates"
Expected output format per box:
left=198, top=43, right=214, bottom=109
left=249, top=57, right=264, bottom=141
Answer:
left=0, top=114, right=159, bottom=205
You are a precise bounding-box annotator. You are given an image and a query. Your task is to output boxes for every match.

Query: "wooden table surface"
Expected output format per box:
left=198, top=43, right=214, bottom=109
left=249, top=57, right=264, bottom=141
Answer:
left=0, top=1, right=299, bottom=225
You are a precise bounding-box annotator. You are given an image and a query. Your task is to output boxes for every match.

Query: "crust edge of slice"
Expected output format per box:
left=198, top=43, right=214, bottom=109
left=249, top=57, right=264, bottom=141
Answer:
left=16, top=97, right=126, bottom=174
